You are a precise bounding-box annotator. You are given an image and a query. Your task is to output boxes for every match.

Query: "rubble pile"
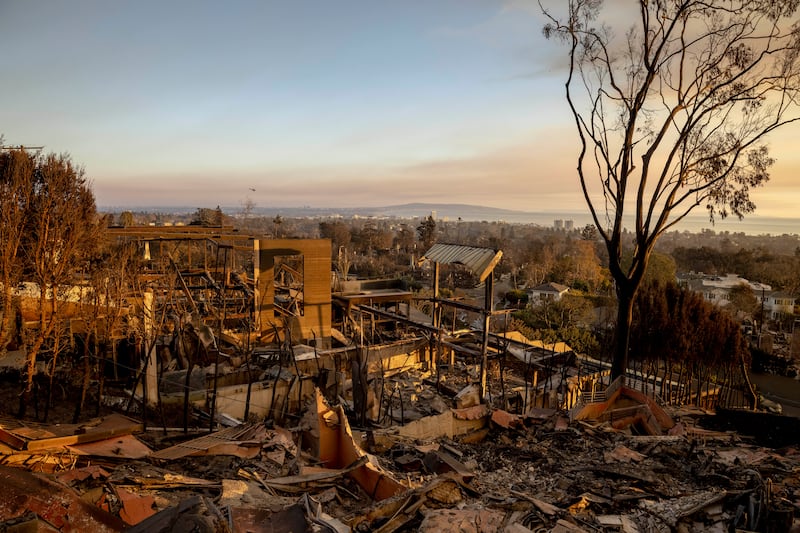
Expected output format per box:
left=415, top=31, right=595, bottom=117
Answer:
left=3, top=228, right=795, bottom=531
left=0, top=390, right=798, bottom=532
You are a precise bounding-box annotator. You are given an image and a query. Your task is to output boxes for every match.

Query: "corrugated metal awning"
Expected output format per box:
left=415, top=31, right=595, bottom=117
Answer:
left=420, top=243, right=503, bottom=282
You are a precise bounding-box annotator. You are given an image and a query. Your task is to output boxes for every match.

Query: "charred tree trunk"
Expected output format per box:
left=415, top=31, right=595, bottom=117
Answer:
left=675, top=363, right=685, bottom=405
left=352, top=346, right=369, bottom=426
left=18, top=332, right=46, bottom=419
left=611, top=285, right=635, bottom=382
left=739, top=351, right=758, bottom=410
left=74, top=334, right=93, bottom=423
left=0, top=287, right=16, bottom=354
left=95, top=352, right=105, bottom=417
left=183, top=363, right=194, bottom=433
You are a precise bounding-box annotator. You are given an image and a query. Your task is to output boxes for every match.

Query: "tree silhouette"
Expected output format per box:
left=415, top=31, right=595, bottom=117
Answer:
left=118, top=211, right=135, bottom=227
left=272, top=214, right=283, bottom=238
left=416, top=215, right=437, bottom=250
left=319, top=221, right=352, bottom=251
left=192, top=206, right=224, bottom=227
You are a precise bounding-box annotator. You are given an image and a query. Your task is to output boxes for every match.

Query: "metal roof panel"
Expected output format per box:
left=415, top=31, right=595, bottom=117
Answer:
left=421, top=244, right=503, bottom=282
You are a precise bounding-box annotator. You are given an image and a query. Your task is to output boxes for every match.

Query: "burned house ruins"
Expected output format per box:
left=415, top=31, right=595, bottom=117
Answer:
left=0, top=224, right=798, bottom=532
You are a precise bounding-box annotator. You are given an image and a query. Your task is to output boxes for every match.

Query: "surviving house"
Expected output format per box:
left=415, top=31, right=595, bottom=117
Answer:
left=764, top=291, right=796, bottom=321
left=527, top=282, right=569, bottom=304
left=678, top=273, right=771, bottom=308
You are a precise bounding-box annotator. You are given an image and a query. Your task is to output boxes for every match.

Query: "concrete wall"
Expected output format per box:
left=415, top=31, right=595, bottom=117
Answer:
left=255, top=239, right=332, bottom=347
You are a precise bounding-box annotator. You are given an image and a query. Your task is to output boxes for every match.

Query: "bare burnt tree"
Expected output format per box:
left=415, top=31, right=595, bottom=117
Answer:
left=543, top=0, right=800, bottom=379
left=0, top=147, right=34, bottom=354
left=73, top=241, right=141, bottom=422
left=18, top=152, right=99, bottom=418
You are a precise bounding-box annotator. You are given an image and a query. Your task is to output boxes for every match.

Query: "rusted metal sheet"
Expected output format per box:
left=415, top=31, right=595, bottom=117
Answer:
left=125, top=495, right=229, bottom=533
left=67, top=434, right=152, bottom=460
left=229, top=503, right=310, bottom=533
left=422, top=450, right=474, bottom=481
left=149, top=423, right=261, bottom=460
left=260, top=456, right=368, bottom=493
left=0, top=465, right=125, bottom=532
left=55, top=465, right=110, bottom=485
left=115, top=487, right=156, bottom=526
left=312, top=389, right=407, bottom=501
left=574, top=386, right=674, bottom=435
left=420, top=244, right=502, bottom=282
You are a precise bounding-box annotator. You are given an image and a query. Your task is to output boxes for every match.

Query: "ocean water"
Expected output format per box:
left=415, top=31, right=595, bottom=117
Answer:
left=676, top=215, right=800, bottom=236
left=386, top=205, right=799, bottom=236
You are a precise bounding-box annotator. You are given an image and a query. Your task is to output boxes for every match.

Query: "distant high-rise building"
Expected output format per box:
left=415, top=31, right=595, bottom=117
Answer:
left=430, top=210, right=437, bottom=220
left=554, top=219, right=564, bottom=230
left=564, top=220, right=574, bottom=231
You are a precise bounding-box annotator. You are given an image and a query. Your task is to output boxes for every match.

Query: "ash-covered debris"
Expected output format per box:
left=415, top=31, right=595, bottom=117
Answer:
left=1, top=387, right=798, bottom=532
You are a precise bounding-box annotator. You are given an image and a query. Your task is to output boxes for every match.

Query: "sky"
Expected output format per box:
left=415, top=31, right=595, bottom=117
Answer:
left=1, top=1, right=799, bottom=229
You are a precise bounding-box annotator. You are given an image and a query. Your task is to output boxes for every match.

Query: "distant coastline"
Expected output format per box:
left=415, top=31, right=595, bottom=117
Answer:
left=98, top=202, right=800, bottom=237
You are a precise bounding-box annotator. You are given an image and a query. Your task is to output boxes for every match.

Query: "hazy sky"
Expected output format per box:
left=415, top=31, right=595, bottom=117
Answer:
left=1, top=1, right=798, bottom=224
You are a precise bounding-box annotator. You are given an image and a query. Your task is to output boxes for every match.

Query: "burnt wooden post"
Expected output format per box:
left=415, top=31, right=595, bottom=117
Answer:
left=479, top=272, right=493, bottom=401
left=352, top=345, right=369, bottom=426
left=420, top=244, right=503, bottom=404
left=432, top=262, right=440, bottom=328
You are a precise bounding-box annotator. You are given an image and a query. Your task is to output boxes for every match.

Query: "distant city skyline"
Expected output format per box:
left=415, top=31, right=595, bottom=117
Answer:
left=1, top=1, right=798, bottom=230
